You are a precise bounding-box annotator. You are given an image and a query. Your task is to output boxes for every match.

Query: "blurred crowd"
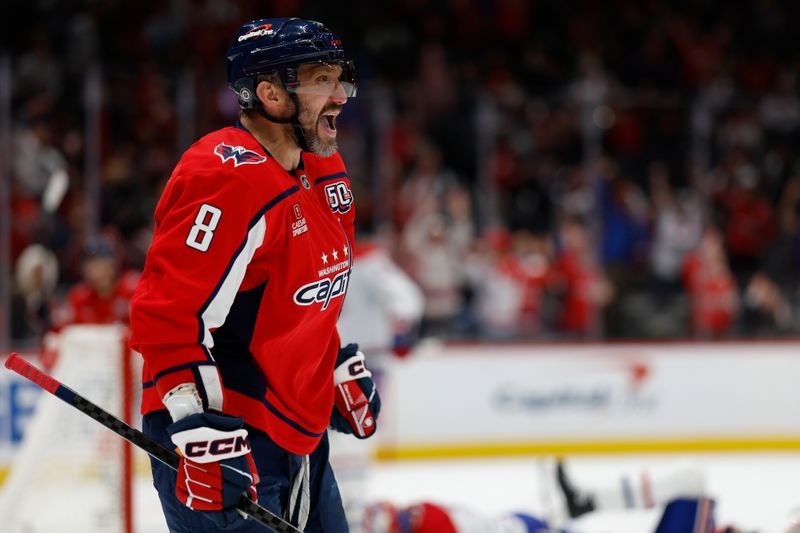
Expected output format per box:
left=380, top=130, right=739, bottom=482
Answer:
left=4, top=0, right=800, bottom=348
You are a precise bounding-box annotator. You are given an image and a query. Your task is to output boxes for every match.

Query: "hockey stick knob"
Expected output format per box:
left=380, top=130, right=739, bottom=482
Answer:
left=5, top=353, right=61, bottom=394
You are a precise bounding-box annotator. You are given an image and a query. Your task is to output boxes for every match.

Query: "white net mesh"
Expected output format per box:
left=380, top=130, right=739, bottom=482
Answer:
left=0, top=324, right=135, bottom=533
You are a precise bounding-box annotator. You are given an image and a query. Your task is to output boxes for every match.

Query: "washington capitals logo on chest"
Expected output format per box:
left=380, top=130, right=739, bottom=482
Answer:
left=293, top=243, right=351, bottom=311
left=325, top=182, right=353, bottom=213
left=214, top=143, right=267, bottom=167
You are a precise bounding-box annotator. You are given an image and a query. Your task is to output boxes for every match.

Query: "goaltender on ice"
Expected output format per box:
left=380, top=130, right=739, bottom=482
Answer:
left=129, top=17, right=380, bottom=533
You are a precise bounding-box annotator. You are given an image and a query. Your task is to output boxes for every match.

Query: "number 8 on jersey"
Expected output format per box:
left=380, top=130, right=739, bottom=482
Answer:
left=186, top=204, right=222, bottom=252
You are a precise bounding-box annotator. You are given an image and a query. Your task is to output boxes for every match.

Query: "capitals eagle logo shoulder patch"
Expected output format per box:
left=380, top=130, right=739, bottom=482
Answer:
left=214, top=143, right=267, bottom=167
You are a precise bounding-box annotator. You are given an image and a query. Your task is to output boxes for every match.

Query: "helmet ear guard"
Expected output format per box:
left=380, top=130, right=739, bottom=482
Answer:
left=235, top=75, right=296, bottom=125
left=234, top=79, right=256, bottom=109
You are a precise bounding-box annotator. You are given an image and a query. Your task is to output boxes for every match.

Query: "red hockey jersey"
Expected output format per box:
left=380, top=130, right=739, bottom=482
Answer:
left=53, top=271, right=140, bottom=327
left=130, top=123, right=355, bottom=454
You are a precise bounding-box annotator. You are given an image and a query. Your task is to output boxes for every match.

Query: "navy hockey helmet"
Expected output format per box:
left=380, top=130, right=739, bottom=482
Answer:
left=226, top=18, right=357, bottom=112
left=83, top=236, right=115, bottom=259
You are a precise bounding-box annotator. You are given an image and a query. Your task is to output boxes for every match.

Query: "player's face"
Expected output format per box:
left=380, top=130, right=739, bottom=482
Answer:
left=83, top=256, right=117, bottom=294
left=294, top=63, right=348, bottom=157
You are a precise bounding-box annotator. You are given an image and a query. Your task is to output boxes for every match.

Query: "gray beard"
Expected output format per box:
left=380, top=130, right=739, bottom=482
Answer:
left=299, top=122, right=337, bottom=157
left=296, top=102, right=339, bottom=157
left=306, top=133, right=338, bottom=157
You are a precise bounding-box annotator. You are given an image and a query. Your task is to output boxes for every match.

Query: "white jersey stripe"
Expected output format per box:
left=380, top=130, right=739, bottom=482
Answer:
left=200, top=216, right=267, bottom=348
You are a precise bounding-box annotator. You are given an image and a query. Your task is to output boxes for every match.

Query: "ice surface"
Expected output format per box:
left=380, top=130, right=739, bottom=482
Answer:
left=20, top=451, right=800, bottom=532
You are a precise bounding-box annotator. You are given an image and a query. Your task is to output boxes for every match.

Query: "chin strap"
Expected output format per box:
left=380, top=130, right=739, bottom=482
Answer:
left=287, top=93, right=311, bottom=152
left=252, top=93, right=310, bottom=152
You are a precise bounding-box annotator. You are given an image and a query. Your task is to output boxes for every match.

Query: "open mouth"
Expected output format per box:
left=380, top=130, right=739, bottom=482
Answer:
left=319, top=110, right=339, bottom=136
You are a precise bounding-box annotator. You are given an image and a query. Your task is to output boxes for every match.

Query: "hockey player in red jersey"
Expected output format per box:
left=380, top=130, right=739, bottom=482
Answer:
left=53, top=236, right=138, bottom=327
left=42, top=235, right=139, bottom=369
left=130, top=18, right=380, bottom=532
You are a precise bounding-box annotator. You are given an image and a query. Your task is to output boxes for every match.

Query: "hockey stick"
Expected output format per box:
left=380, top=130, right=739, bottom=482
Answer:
left=4, top=353, right=302, bottom=533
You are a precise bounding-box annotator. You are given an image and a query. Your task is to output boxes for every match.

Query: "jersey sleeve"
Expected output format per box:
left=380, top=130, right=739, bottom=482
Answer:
left=338, top=158, right=356, bottom=247
left=130, top=165, right=266, bottom=411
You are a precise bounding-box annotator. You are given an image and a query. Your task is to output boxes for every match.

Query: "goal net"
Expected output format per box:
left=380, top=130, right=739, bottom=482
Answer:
left=0, top=324, right=138, bottom=533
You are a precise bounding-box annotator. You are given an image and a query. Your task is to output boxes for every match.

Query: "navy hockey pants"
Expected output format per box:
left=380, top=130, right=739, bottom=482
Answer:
left=143, top=409, right=349, bottom=532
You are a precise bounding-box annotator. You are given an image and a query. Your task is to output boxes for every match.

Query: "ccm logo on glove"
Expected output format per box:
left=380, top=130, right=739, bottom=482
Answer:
left=171, top=423, right=252, bottom=464
left=347, top=359, right=366, bottom=377
left=183, top=434, right=251, bottom=458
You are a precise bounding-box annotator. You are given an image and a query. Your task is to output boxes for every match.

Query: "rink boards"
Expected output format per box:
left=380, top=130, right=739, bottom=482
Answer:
left=376, top=340, right=800, bottom=459
left=0, top=351, right=38, bottom=481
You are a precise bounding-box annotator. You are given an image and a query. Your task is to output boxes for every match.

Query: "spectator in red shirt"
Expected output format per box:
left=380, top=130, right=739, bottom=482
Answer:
left=53, top=236, right=139, bottom=326
left=682, top=227, right=739, bottom=338
left=469, top=229, right=554, bottom=339
left=716, top=163, right=777, bottom=285
left=42, top=236, right=139, bottom=368
left=552, top=217, right=613, bottom=338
